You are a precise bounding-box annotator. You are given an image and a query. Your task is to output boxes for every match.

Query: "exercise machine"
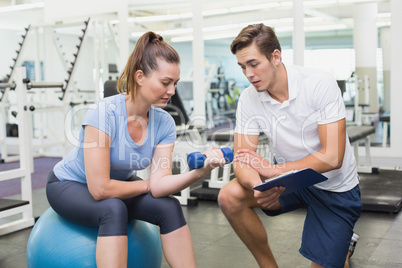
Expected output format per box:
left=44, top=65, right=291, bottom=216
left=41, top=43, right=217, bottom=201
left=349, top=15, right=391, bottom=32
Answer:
left=0, top=67, right=42, bottom=235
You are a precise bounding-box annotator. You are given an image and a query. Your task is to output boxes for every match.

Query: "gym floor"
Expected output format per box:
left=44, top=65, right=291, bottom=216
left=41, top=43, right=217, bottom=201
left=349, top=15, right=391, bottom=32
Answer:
left=1, top=122, right=401, bottom=267
left=0, top=185, right=402, bottom=268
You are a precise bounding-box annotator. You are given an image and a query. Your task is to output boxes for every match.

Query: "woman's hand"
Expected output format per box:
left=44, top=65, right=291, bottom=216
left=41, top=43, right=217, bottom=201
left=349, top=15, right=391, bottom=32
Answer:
left=234, top=149, right=275, bottom=179
left=202, top=147, right=227, bottom=170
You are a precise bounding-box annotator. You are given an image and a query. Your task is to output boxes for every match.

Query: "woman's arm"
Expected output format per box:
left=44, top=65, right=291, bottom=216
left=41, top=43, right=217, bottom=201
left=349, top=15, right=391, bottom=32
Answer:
left=84, top=125, right=150, bottom=201
left=149, top=143, right=226, bottom=198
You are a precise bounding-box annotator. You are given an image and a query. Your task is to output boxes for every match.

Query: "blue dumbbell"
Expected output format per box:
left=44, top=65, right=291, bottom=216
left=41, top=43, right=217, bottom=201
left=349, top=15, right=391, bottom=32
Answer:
left=187, top=147, right=234, bottom=170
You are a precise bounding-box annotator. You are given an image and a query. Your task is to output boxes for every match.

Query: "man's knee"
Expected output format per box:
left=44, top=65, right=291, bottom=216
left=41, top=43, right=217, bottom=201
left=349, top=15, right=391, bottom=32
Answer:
left=218, top=179, right=247, bottom=212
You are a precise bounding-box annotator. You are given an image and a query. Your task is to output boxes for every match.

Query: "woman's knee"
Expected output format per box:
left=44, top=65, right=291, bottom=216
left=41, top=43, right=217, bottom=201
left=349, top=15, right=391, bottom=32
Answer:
left=150, top=196, right=186, bottom=234
left=100, top=198, right=128, bottom=223
left=98, top=198, right=128, bottom=236
left=154, top=196, right=183, bottom=219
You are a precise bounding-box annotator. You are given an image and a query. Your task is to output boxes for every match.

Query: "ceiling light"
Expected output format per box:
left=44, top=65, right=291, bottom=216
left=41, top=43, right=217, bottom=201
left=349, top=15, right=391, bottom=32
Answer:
left=229, top=3, right=280, bottom=13
left=0, top=2, right=44, bottom=13
left=259, top=19, right=279, bottom=26
left=305, top=24, right=347, bottom=31
left=131, top=32, right=146, bottom=38
left=304, top=0, right=337, bottom=6
left=171, top=36, right=193, bottom=42
left=377, top=13, right=391, bottom=18
left=203, top=24, right=239, bottom=33
left=278, top=18, right=294, bottom=24
left=202, top=9, right=229, bottom=16
left=171, top=32, right=238, bottom=42
left=338, top=0, right=375, bottom=3
left=280, top=1, right=293, bottom=7
left=274, top=26, right=294, bottom=32
left=179, top=12, right=193, bottom=19
left=161, top=28, right=193, bottom=36
left=135, top=14, right=180, bottom=23
left=304, top=17, right=325, bottom=23
left=377, top=21, right=391, bottom=27
left=204, top=32, right=238, bottom=40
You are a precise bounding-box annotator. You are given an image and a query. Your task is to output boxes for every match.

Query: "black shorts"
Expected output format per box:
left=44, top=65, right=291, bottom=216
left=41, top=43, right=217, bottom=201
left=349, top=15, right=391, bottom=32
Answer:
left=46, top=171, right=186, bottom=236
left=263, top=185, right=362, bottom=268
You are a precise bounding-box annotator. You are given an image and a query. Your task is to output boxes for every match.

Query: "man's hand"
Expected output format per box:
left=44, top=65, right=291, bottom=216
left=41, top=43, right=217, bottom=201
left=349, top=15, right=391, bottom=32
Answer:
left=234, top=149, right=276, bottom=179
left=254, top=186, right=285, bottom=210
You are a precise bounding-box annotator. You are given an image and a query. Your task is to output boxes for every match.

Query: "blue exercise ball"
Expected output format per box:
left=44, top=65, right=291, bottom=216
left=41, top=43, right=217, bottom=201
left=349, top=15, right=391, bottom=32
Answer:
left=26, top=208, right=162, bottom=268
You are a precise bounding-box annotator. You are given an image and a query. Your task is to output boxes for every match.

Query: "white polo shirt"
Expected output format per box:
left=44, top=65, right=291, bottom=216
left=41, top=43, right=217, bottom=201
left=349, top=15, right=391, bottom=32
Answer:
left=235, top=64, right=359, bottom=192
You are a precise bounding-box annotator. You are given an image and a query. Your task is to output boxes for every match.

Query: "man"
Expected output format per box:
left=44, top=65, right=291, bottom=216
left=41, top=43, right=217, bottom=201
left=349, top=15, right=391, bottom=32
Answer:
left=218, top=24, right=362, bottom=268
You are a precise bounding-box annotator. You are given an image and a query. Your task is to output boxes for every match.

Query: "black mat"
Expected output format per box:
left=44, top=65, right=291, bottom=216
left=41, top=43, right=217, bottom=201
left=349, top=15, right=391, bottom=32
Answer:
left=191, top=181, right=220, bottom=201
left=0, top=199, right=29, bottom=212
left=359, top=169, right=402, bottom=213
left=190, top=166, right=235, bottom=202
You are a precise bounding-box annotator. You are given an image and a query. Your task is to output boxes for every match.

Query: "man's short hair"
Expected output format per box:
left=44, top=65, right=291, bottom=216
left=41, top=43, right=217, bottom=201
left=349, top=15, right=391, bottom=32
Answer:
left=230, top=23, right=281, bottom=61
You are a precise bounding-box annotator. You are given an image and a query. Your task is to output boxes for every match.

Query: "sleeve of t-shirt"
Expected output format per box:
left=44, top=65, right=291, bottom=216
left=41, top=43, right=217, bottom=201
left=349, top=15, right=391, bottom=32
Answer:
left=234, top=89, right=261, bottom=135
left=81, top=101, right=115, bottom=138
left=158, top=112, right=176, bottom=144
left=312, top=72, right=346, bottom=125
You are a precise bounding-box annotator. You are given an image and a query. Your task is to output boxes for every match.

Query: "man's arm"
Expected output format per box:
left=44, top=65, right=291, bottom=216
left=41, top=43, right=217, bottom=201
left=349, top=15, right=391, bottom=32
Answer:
left=234, top=132, right=285, bottom=210
left=278, top=118, right=347, bottom=173
left=235, top=118, right=347, bottom=179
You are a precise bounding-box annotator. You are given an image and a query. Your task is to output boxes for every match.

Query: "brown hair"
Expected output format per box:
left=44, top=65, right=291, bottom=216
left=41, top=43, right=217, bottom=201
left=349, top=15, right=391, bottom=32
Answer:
left=117, top=31, right=180, bottom=101
left=230, top=24, right=281, bottom=61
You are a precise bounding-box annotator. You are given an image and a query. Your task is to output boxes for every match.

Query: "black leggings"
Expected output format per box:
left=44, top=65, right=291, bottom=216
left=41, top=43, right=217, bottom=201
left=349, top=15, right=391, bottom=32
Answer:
left=46, top=171, right=187, bottom=236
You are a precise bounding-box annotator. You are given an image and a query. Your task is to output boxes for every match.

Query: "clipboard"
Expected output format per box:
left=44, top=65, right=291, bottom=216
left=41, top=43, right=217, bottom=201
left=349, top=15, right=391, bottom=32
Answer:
left=253, top=168, right=328, bottom=196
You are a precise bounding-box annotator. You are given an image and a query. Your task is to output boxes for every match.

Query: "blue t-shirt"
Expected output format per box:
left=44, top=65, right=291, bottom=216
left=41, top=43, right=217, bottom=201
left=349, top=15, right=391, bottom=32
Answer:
left=54, top=94, right=176, bottom=183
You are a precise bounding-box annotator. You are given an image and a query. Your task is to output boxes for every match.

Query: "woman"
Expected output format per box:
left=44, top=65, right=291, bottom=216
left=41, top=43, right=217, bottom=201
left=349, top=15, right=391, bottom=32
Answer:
left=46, top=31, right=225, bottom=268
